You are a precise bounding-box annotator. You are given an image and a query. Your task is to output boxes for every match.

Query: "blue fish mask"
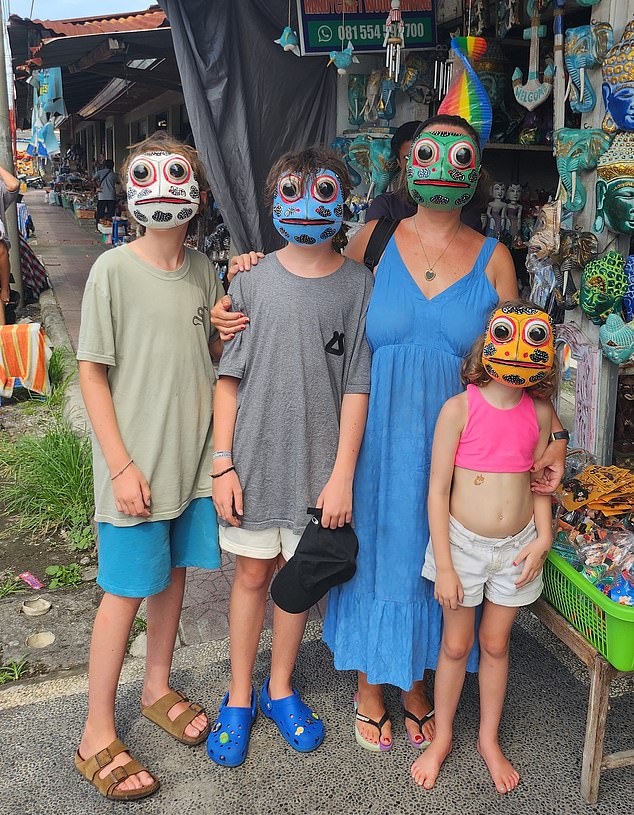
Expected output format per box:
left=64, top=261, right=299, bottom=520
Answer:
left=272, top=169, right=344, bottom=245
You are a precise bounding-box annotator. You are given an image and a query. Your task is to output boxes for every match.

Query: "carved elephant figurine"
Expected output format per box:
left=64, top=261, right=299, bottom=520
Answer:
left=553, top=127, right=613, bottom=212
left=565, top=23, right=613, bottom=113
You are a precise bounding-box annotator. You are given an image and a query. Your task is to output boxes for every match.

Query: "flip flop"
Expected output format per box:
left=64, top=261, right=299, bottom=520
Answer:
left=403, top=704, right=434, bottom=749
left=353, top=694, right=393, bottom=752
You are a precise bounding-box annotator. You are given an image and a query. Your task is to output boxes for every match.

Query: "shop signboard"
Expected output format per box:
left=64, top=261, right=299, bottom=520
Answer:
left=296, top=0, right=436, bottom=55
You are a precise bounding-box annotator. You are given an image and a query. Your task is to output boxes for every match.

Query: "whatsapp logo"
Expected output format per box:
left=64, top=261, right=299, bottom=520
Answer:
left=317, top=24, right=333, bottom=44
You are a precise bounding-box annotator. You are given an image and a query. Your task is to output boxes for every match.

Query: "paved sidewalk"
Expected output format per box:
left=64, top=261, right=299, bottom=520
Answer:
left=0, top=617, right=632, bottom=815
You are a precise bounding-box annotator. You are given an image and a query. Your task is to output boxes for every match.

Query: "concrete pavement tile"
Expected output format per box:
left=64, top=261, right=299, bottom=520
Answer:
left=0, top=623, right=632, bottom=815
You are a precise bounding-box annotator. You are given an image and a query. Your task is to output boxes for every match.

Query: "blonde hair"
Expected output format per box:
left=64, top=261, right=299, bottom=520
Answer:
left=122, top=132, right=209, bottom=233
left=461, top=300, right=559, bottom=400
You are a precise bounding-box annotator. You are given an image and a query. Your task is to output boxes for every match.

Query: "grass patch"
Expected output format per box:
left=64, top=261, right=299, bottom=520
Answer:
left=0, top=415, right=94, bottom=541
left=0, top=656, right=29, bottom=685
left=0, top=571, right=23, bottom=600
left=45, top=346, right=76, bottom=410
left=45, top=563, right=82, bottom=590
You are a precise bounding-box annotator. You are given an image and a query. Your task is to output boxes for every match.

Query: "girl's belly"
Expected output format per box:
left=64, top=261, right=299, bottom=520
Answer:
left=450, top=468, right=535, bottom=539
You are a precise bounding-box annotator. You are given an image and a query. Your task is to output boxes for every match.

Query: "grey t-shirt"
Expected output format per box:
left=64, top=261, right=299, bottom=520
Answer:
left=94, top=168, right=119, bottom=201
left=218, top=253, right=373, bottom=534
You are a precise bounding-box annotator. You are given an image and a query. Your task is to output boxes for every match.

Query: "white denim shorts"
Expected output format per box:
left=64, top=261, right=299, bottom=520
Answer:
left=422, top=515, right=543, bottom=608
left=219, top=525, right=302, bottom=562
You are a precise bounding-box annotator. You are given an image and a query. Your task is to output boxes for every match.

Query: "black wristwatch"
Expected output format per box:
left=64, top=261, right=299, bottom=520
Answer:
left=549, top=430, right=570, bottom=443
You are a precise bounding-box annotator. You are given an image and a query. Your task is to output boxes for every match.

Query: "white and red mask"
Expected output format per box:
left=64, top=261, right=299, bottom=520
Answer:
left=126, top=151, right=200, bottom=229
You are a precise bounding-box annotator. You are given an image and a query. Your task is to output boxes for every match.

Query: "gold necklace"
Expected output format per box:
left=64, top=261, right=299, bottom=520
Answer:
left=413, top=218, right=462, bottom=281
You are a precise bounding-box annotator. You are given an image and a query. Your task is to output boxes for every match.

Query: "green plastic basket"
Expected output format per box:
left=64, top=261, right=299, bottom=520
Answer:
left=542, top=552, right=634, bottom=672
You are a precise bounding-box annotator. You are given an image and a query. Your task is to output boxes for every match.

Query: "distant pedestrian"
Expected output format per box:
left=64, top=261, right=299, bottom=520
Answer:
left=0, top=163, right=20, bottom=325
left=75, top=133, right=223, bottom=801
left=93, top=159, right=119, bottom=226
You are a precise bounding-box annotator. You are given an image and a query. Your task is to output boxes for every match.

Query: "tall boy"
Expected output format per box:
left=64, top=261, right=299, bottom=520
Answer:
left=75, top=133, right=222, bottom=801
left=207, top=147, right=373, bottom=767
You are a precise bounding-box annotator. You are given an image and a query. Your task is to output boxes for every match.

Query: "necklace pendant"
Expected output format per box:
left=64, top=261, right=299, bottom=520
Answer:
left=425, top=269, right=436, bottom=281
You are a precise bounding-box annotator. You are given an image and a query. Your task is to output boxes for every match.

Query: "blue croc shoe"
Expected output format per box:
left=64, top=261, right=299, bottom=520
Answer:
left=259, top=679, right=325, bottom=752
left=206, top=689, right=257, bottom=767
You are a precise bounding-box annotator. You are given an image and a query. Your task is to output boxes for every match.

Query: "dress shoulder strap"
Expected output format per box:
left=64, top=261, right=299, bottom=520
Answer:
left=472, top=237, right=498, bottom=275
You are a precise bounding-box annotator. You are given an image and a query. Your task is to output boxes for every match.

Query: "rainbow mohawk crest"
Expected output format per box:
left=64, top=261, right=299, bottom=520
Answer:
left=438, top=36, right=492, bottom=147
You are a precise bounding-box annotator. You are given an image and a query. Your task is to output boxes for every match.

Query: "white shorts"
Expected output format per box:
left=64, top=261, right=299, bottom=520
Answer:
left=219, top=525, right=302, bottom=562
left=422, top=515, right=543, bottom=608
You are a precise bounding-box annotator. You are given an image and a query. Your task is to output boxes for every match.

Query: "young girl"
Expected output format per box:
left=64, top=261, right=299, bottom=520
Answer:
left=412, top=301, right=557, bottom=794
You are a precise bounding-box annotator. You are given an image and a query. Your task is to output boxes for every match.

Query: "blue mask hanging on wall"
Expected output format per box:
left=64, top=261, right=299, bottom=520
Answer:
left=272, top=169, right=344, bottom=245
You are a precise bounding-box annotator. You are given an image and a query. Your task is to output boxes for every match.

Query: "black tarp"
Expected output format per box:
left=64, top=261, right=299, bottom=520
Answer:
left=159, top=0, right=337, bottom=252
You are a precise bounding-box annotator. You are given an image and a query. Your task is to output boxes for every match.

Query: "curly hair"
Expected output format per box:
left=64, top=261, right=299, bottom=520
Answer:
left=122, top=131, right=210, bottom=234
left=461, top=300, right=559, bottom=400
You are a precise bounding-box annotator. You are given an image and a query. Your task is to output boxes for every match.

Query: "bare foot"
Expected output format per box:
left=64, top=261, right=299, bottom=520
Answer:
left=142, top=688, right=208, bottom=740
left=78, top=728, right=155, bottom=793
left=402, top=682, right=435, bottom=746
left=410, top=737, right=452, bottom=789
left=354, top=689, right=392, bottom=748
left=477, top=738, right=520, bottom=794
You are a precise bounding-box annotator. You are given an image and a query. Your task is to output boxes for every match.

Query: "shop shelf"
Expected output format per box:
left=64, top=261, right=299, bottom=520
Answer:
left=484, top=143, right=554, bottom=152
left=542, top=551, right=634, bottom=672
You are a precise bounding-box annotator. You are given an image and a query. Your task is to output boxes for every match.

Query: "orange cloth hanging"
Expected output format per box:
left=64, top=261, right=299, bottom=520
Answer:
left=0, top=323, right=51, bottom=398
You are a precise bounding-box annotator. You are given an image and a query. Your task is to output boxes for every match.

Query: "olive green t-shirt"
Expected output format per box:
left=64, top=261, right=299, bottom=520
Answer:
left=77, top=244, right=221, bottom=526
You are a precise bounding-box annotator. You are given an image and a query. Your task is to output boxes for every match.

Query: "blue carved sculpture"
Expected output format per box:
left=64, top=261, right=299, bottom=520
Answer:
left=565, top=23, right=613, bottom=113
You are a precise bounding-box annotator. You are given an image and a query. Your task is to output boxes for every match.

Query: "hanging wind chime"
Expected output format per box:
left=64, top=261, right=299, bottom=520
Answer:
left=383, top=0, right=405, bottom=81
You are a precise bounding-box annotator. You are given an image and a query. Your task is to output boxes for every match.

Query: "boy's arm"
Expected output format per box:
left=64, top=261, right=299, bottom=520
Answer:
left=516, top=400, right=554, bottom=587
left=428, top=395, right=467, bottom=609
left=211, top=375, right=243, bottom=526
left=316, top=392, right=368, bottom=529
left=79, top=361, right=150, bottom=517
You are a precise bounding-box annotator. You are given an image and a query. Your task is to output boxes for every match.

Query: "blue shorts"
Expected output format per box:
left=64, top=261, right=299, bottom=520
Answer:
left=97, top=497, right=220, bottom=598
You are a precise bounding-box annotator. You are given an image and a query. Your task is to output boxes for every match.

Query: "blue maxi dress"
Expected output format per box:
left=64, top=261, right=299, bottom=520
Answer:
left=323, top=235, right=499, bottom=691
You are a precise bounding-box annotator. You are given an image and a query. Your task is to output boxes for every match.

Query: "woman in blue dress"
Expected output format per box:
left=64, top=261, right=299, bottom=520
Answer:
left=322, top=115, right=567, bottom=753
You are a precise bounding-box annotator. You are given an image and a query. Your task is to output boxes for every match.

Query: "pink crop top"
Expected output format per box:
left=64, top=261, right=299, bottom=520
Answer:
left=454, top=384, right=539, bottom=473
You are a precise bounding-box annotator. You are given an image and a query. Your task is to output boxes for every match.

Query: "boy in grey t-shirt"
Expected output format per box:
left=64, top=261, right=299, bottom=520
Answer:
left=207, top=148, right=372, bottom=767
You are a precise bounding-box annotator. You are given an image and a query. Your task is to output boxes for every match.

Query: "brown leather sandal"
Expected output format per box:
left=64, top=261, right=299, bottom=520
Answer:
left=141, top=689, right=210, bottom=746
left=74, top=738, right=160, bottom=801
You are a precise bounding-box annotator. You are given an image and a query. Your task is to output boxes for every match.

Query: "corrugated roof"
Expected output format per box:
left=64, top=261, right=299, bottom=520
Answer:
left=29, top=7, right=167, bottom=37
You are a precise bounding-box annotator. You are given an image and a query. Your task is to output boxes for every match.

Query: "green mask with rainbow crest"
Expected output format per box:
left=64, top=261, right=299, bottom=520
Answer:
left=406, top=131, right=480, bottom=211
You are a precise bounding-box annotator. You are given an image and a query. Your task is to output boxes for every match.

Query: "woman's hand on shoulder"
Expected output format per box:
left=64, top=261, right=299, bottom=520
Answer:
left=490, top=242, right=519, bottom=302
left=227, top=251, right=264, bottom=282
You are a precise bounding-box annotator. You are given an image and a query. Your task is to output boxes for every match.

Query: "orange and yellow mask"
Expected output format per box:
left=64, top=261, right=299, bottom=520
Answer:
left=482, top=304, right=555, bottom=388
